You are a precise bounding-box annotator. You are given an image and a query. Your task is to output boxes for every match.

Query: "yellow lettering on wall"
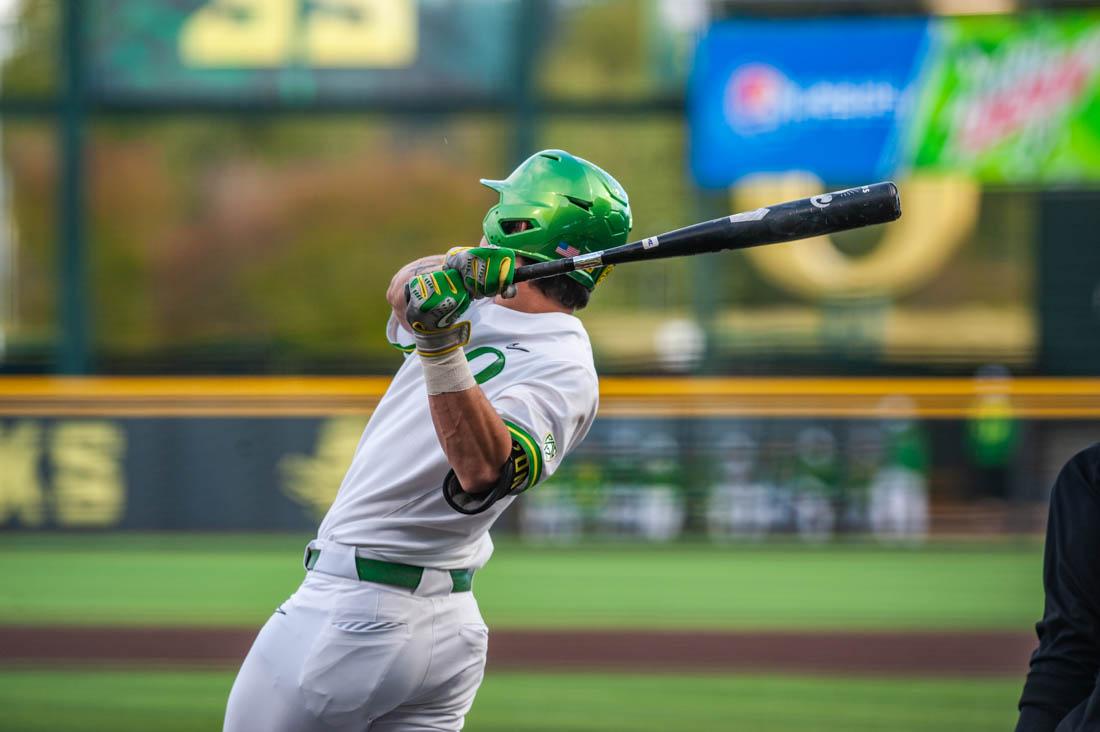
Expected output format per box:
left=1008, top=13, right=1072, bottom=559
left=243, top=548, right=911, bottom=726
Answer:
left=50, top=422, right=127, bottom=528
left=180, top=0, right=416, bottom=68
left=0, top=422, right=44, bottom=527
left=180, top=0, right=297, bottom=67
left=280, top=417, right=363, bottom=518
left=305, top=0, right=416, bottom=67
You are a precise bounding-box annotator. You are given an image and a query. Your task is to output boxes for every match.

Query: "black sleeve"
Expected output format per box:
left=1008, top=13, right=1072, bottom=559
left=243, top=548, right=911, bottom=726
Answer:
left=1017, top=444, right=1100, bottom=731
left=1046, top=689, right=1100, bottom=732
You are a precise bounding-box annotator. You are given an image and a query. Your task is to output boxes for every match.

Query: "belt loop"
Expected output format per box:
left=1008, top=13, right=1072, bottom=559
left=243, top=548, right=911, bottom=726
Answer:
left=308, top=541, right=359, bottom=581
left=303, top=539, right=323, bottom=571
left=414, top=568, right=453, bottom=597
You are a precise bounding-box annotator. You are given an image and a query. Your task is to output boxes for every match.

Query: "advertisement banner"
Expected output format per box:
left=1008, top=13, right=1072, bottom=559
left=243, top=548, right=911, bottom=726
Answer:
left=689, top=18, right=932, bottom=186
left=690, top=12, right=1100, bottom=186
left=912, top=13, right=1100, bottom=182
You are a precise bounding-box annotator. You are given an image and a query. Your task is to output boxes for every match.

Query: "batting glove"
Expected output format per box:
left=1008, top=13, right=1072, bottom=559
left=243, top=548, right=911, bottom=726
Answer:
left=404, top=268, right=475, bottom=394
left=445, top=246, right=517, bottom=299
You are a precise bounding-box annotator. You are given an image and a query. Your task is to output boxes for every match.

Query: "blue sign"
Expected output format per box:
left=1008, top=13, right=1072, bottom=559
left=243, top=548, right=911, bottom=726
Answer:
left=689, top=18, right=932, bottom=187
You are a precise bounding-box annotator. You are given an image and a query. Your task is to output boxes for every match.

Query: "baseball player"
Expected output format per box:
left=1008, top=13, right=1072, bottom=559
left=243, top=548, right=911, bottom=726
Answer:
left=223, top=149, right=632, bottom=731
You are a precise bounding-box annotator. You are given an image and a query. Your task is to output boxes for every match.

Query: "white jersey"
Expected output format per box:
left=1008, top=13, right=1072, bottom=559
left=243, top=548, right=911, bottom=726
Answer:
left=316, top=299, right=598, bottom=569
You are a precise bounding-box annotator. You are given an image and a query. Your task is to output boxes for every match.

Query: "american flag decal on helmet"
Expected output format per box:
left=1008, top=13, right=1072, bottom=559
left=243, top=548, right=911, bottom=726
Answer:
left=555, top=242, right=580, bottom=258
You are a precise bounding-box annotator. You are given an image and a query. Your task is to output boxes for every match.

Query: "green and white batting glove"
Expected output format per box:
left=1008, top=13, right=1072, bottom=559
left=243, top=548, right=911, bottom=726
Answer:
left=404, top=268, right=475, bottom=395
left=445, top=246, right=517, bottom=299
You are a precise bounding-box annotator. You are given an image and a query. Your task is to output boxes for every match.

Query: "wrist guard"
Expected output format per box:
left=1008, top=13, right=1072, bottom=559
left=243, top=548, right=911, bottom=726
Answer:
left=419, top=343, right=475, bottom=395
left=414, top=321, right=474, bottom=395
left=412, top=321, right=470, bottom=358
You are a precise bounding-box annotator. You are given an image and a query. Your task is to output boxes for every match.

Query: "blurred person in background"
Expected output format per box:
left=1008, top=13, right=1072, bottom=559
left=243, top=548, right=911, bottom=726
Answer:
left=868, top=398, right=930, bottom=542
left=224, top=150, right=631, bottom=731
left=790, top=425, right=840, bottom=541
left=707, top=429, right=776, bottom=541
left=967, top=364, right=1020, bottom=500
left=843, top=424, right=884, bottom=531
left=1017, top=443, right=1100, bottom=732
left=633, top=427, right=686, bottom=541
left=598, top=423, right=685, bottom=541
left=597, top=422, right=644, bottom=537
left=517, top=468, right=584, bottom=542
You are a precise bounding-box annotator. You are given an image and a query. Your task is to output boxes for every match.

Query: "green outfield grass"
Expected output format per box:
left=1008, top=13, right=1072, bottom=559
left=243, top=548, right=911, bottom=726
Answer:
left=0, top=532, right=1043, bottom=630
left=0, top=668, right=1021, bottom=732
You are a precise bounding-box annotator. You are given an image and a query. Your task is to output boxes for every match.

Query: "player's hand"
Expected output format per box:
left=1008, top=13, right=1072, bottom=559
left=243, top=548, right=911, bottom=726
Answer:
left=445, top=246, right=517, bottom=299
left=404, top=268, right=472, bottom=357
left=387, top=255, right=445, bottom=322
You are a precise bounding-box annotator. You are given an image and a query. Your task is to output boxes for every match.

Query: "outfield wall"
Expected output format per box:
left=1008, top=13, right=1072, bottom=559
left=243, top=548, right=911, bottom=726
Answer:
left=0, top=377, right=1095, bottom=535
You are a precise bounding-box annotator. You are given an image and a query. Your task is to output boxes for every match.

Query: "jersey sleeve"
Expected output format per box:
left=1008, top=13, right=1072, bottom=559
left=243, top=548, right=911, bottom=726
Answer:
left=385, top=313, right=416, bottom=354
left=491, top=359, right=599, bottom=491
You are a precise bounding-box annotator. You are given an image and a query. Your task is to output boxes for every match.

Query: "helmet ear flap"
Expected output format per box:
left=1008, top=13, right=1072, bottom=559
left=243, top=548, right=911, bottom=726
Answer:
left=595, top=265, right=614, bottom=287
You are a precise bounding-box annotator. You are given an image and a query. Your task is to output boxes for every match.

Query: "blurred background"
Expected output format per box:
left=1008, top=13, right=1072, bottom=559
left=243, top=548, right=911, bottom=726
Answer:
left=1, top=0, right=1099, bottom=730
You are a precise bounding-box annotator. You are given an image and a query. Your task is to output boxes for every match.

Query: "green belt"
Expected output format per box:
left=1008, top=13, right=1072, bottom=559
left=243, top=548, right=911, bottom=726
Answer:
left=305, top=549, right=473, bottom=593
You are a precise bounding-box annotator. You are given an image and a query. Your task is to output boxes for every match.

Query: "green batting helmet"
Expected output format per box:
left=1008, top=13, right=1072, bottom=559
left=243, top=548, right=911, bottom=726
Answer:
left=480, top=149, right=632, bottom=290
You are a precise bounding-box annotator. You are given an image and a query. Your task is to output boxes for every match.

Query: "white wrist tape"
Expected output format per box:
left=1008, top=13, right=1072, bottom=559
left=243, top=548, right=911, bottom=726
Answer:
left=420, top=346, right=476, bottom=395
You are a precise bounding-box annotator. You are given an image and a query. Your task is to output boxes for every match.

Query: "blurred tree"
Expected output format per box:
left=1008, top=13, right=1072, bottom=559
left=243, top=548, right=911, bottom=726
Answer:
left=0, top=0, right=59, bottom=363
left=0, top=0, right=57, bottom=97
left=3, top=123, right=56, bottom=352
left=538, top=0, right=649, bottom=99
left=85, top=117, right=508, bottom=370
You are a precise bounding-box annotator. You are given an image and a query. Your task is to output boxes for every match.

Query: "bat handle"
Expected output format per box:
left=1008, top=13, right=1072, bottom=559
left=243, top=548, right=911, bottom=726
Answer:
left=513, top=258, right=573, bottom=284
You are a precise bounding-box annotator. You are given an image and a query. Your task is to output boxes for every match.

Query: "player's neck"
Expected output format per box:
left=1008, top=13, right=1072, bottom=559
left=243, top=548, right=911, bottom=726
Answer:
left=493, top=282, right=573, bottom=315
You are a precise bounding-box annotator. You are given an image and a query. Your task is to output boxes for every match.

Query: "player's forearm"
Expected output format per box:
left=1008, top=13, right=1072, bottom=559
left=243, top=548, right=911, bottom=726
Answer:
left=429, top=388, right=512, bottom=493
left=401, top=253, right=511, bottom=493
left=387, top=255, right=445, bottom=332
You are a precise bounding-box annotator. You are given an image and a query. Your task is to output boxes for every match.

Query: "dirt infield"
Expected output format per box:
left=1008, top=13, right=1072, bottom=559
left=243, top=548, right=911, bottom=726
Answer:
left=0, top=626, right=1034, bottom=676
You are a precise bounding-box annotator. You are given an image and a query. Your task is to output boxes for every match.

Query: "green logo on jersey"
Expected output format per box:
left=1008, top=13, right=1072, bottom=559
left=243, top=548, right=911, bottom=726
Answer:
left=543, top=433, right=557, bottom=460
left=465, top=347, right=505, bottom=384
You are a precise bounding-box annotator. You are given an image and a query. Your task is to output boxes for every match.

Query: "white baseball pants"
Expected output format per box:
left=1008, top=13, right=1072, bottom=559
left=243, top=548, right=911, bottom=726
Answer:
left=224, top=543, right=488, bottom=732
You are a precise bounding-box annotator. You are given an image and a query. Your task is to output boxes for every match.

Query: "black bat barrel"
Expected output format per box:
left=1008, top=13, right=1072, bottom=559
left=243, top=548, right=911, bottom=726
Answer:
left=648, top=181, right=900, bottom=258
left=513, top=181, right=901, bottom=283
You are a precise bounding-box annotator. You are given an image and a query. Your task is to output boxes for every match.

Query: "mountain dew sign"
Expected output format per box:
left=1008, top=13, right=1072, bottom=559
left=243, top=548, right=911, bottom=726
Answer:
left=913, top=13, right=1100, bottom=181
left=691, top=12, right=1100, bottom=185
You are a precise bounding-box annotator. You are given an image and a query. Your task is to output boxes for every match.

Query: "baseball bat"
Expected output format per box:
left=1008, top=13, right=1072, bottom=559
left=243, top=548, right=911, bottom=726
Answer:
left=512, top=181, right=901, bottom=284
